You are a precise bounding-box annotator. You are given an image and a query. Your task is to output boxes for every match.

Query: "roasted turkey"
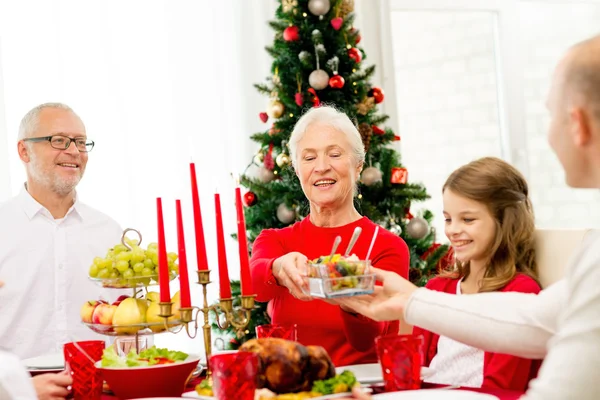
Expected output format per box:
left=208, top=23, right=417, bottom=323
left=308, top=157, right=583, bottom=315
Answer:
left=239, top=338, right=336, bottom=393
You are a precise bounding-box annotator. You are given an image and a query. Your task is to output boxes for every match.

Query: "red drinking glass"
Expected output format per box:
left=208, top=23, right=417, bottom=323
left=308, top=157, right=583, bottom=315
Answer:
left=375, top=334, right=423, bottom=392
left=255, top=324, right=298, bottom=341
left=210, top=351, right=258, bottom=400
left=63, top=340, right=105, bottom=400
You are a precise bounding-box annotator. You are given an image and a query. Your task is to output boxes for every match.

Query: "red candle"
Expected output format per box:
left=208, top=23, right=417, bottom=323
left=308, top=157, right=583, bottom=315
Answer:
left=175, top=200, right=192, bottom=308
left=235, top=187, right=253, bottom=296
left=190, top=163, right=209, bottom=271
left=156, top=197, right=171, bottom=303
left=214, top=193, right=232, bottom=299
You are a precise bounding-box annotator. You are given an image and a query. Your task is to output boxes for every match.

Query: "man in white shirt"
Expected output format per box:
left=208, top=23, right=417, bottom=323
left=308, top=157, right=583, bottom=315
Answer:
left=337, top=35, right=600, bottom=399
left=0, top=103, right=122, bottom=399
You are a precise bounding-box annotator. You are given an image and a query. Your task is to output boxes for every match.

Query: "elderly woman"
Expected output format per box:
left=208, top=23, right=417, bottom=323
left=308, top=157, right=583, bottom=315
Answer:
left=250, top=106, right=409, bottom=367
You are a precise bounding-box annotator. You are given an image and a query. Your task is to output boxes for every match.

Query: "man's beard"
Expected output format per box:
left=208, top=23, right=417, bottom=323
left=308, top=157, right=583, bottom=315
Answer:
left=28, top=153, right=82, bottom=196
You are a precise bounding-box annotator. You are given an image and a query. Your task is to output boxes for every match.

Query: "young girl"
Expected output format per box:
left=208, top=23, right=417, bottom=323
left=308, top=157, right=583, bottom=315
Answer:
left=415, top=157, right=542, bottom=391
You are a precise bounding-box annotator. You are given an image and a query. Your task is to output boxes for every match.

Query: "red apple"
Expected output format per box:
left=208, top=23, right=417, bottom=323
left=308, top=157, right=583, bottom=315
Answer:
left=112, top=295, right=130, bottom=306
left=80, top=300, right=101, bottom=323
left=92, top=303, right=117, bottom=325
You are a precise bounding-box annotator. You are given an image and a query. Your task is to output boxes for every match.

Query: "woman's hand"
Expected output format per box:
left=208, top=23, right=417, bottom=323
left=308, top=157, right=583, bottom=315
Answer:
left=272, top=252, right=312, bottom=301
left=334, top=267, right=418, bottom=321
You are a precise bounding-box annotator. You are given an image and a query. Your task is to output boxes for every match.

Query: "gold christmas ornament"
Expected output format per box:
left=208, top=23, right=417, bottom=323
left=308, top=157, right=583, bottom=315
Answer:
left=360, top=166, right=383, bottom=186
left=339, top=0, right=355, bottom=18
left=253, top=151, right=264, bottom=165
left=282, top=0, right=298, bottom=13
left=267, top=99, right=285, bottom=119
left=356, top=97, right=375, bottom=115
left=275, top=153, right=291, bottom=167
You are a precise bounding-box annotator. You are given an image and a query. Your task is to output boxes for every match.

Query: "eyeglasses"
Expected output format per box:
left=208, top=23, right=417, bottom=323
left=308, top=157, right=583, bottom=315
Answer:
left=23, top=135, right=95, bottom=152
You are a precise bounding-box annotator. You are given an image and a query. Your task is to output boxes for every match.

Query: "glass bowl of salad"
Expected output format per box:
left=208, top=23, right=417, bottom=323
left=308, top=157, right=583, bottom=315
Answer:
left=301, top=254, right=375, bottom=298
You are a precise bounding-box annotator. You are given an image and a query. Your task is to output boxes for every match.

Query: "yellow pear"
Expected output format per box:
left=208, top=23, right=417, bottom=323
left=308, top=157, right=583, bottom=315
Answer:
left=145, top=302, right=168, bottom=333
left=171, top=291, right=181, bottom=320
left=113, top=298, right=148, bottom=334
left=145, top=291, right=160, bottom=303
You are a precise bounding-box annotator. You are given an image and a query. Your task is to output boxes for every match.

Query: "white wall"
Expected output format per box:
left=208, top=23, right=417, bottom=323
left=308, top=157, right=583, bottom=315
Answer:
left=390, top=10, right=503, bottom=238
left=520, top=2, right=600, bottom=227
left=388, top=2, right=600, bottom=238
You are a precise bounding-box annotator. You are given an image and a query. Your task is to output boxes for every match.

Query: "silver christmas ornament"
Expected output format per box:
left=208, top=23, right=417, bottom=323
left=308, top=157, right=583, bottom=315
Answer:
left=360, top=166, right=383, bottom=186
left=309, top=69, right=329, bottom=90
left=390, top=225, right=402, bottom=236
left=406, top=217, right=429, bottom=239
left=277, top=203, right=296, bottom=224
left=308, top=0, right=331, bottom=16
left=257, top=166, right=275, bottom=183
left=275, top=153, right=290, bottom=167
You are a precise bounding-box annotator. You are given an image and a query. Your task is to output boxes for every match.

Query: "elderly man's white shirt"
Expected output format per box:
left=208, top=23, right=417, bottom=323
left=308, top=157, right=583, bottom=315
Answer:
left=0, top=187, right=122, bottom=359
left=0, top=350, right=37, bottom=400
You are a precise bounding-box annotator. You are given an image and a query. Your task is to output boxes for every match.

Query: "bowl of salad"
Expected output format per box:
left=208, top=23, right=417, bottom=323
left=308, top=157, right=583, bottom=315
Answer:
left=97, top=345, right=200, bottom=399
left=301, top=254, right=375, bottom=299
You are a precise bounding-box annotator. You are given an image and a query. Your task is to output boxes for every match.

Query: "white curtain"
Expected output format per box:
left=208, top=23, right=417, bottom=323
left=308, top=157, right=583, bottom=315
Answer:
left=0, top=0, right=278, bottom=354
left=0, top=0, right=383, bottom=354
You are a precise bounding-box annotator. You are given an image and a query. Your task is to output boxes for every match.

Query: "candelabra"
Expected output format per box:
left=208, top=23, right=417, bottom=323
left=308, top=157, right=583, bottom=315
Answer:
left=158, top=270, right=256, bottom=375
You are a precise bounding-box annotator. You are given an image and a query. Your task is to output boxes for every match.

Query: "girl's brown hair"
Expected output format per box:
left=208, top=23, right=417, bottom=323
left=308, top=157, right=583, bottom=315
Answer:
left=441, top=157, right=539, bottom=292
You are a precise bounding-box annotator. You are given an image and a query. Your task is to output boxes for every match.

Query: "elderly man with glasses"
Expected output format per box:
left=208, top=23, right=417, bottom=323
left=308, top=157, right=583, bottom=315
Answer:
left=0, top=103, right=122, bottom=399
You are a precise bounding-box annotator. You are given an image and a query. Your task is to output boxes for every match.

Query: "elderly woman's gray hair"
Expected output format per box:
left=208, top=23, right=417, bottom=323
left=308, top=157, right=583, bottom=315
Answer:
left=288, top=106, right=365, bottom=169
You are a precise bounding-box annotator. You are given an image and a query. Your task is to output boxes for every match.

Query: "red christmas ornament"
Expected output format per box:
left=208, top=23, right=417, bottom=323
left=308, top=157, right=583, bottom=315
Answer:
left=368, top=87, right=385, bottom=104
left=307, top=88, right=321, bottom=107
left=329, top=75, right=345, bottom=89
left=295, top=92, right=304, bottom=107
left=372, top=125, right=385, bottom=135
left=350, top=27, right=361, bottom=44
left=405, top=211, right=414, bottom=220
left=331, top=17, right=343, bottom=30
left=348, top=47, right=362, bottom=63
left=259, top=112, right=268, bottom=123
left=394, top=135, right=401, bottom=141
left=391, top=167, right=408, bottom=184
left=283, top=26, right=300, bottom=42
left=243, top=191, right=257, bottom=207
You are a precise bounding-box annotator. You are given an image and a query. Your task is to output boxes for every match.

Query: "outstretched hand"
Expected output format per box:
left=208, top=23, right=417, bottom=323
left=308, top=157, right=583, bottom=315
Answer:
left=333, top=267, right=418, bottom=322
left=272, top=252, right=312, bottom=301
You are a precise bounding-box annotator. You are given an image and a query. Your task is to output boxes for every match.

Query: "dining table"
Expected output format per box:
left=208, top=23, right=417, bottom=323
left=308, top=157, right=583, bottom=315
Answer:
left=97, top=379, right=524, bottom=399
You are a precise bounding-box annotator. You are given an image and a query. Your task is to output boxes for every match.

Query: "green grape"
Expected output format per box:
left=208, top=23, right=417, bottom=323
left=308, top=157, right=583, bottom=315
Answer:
left=140, top=277, right=151, bottom=286
left=97, top=269, right=110, bottom=279
left=143, top=259, right=154, bottom=270
left=132, top=262, right=145, bottom=273
left=93, top=257, right=103, bottom=266
left=167, top=252, right=178, bottom=263
left=105, top=250, right=114, bottom=259
left=99, top=258, right=112, bottom=270
left=116, top=251, right=132, bottom=263
left=109, top=269, right=120, bottom=279
left=170, top=265, right=179, bottom=275
left=130, top=250, right=145, bottom=264
left=122, top=269, right=135, bottom=279
left=113, top=244, right=128, bottom=255
left=141, top=267, right=153, bottom=277
left=89, top=264, right=99, bottom=277
left=147, top=242, right=158, bottom=250
left=151, top=254, right=159, bottom=266
left=116, top=260, right=129, bottom=273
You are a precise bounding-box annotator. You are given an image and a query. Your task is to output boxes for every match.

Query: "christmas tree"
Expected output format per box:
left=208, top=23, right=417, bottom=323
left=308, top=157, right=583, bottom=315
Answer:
left=216, top=0, right=452, bottom=349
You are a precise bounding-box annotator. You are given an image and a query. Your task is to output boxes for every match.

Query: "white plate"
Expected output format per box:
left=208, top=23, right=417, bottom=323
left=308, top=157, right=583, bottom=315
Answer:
left=335, top=363, right=434, bottom=384
left=372, top=389, right=499, bottom=399
left=22, top=353, right=64, bottom=370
